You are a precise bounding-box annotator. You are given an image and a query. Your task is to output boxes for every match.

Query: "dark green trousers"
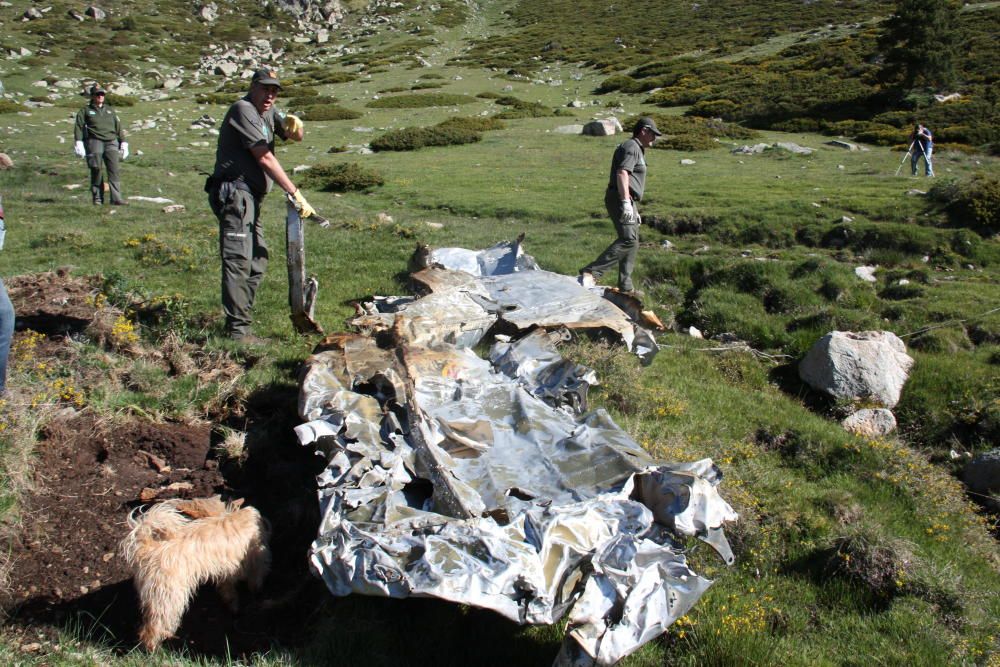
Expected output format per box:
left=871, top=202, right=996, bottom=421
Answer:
left=581, top=188, right=639, bottom=291
left=85, top=138, right=123, bottom=204
left=209, top=182, right=268, bottom=337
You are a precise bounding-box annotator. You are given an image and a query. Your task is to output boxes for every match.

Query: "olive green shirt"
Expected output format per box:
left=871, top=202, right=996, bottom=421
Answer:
left=607, top=137, right=647, bottom=201
left=211, top=97, right=289, bottom=197
left=74, top=102, right=125, bottom=142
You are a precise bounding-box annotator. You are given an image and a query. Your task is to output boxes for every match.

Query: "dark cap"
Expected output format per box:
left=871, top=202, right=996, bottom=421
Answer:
left=251, top=68, right=282, bottom=89
left=635, top=116, right=662, bottom=136
left=90, top=83, right=107, bottom=95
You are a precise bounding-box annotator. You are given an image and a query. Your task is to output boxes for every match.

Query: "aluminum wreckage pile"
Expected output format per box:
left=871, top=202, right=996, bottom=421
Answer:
left=295, top=238, right=738, bottom=666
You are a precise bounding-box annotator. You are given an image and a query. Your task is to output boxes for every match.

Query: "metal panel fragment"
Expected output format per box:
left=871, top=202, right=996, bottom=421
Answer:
left=299, top=241, right=737, bottom=665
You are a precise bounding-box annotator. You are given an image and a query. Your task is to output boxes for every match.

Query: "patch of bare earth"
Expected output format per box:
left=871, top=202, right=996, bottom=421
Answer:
left=1, top=271, right=327, bottom=659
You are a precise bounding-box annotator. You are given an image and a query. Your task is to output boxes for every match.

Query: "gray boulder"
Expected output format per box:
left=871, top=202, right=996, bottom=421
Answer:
left=841, top=409, right=897, bottom=438
left=963, top=449, right=1000, bottom=513
left=582, top=118, right=621, bottom=136
left=799, top=331, right=914, bottom=408
left=24, top=7, right=43, bottom=19
left=0, top=153, right=14, bottom=170
left=825, top=140, right=859, bottom=151
left=214, top=62, right=238, bottom=77
left=775, top=142, right=813, bottom=155
left=85, top=6, right=107, bottom=20
left=198, top=3, right=218, bottom=21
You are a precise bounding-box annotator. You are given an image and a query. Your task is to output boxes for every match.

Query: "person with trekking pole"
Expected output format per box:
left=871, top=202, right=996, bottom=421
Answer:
left=910, top=123, right=934, bottom=177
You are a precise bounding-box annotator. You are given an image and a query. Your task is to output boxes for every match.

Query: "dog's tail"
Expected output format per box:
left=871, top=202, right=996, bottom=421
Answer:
left=121, top=501, right=194, bottom=567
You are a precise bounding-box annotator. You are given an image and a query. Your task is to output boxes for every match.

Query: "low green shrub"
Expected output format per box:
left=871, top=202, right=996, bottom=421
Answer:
left=194, top=92, right=237, bottom=105
left=298, top=104, right=362, bottom=121
left=366, top=93, right=474, bottom=108
left=824, top=526, right=914, bottom=602
left=927, top=174, right=1000, bottom=235
left=300, top=162, right=384, bottom=191
left=594, top=75, right=634, bottom=94
left=436, top=116, right=505, bottom=132
left=686, top=98, right=740, bottom=120
left=106, top=94, right=137, bottom=107
left=0, top=100, right=27, bottom=114
left=287, top=94, right=339, bottom=108
left=411, top=81, right=445, bottom=90
left=371, top=125, right=481, bottom=152
left=492, top=95, right=558, bottom=119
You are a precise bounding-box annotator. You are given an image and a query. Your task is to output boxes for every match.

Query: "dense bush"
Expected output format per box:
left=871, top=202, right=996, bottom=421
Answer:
left=492, top=95, right=558, bottom=118
left=300, top=162, right=384, bottom=191
left=370, top=126, right=481, bottom=151
left=927, top=174, right=1000, bottom=235
left=194, top=92, right=237, bottom=105
left=106, top=94, right=137, bottom=107
left=436, top=116, right=505, bottom=132
left=0, top=100, right=27, bottom=114
left=298, top=104, right=362, bottom=121
left=367, top=93, right=474, bottom=108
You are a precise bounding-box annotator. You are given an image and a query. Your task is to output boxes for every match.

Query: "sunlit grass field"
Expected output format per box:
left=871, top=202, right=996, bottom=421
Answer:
left=0, top=0, right=998, bottom=664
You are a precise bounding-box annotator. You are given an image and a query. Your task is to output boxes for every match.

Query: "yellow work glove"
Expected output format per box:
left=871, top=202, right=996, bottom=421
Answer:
left=289, top=189, right=315, bottom=219
left=284, top=114, right=303, bottom=136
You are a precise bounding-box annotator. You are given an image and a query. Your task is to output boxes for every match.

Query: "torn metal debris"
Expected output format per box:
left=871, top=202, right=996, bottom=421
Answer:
left=296, top=240, right=737, bottom=665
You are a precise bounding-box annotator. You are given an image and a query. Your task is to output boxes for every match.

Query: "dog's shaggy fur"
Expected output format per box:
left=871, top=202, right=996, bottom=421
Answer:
left=121, top=496, right=271, bottom=651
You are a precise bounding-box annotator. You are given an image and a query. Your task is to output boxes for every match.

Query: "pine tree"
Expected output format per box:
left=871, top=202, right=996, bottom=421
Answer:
left=878, top=0, right=962, bottom=89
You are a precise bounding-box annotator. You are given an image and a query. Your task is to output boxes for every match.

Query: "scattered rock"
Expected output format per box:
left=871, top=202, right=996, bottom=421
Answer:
left=687, top=326, right=703, bottom=339
left=906, top=189, right=926, bottom=196
left=0, top=153, right=13, bottom=170
left=933, top=92, right=961, bottom=103
left=85, top=5, right=107, bottom=20
left=376, top=212, right=394, bottom=224
left=214, top=62, right=238, bottom=77
left=582, top=118, right=621, bottom=137
left=197, top=2, right=218, bottom=22
left=24, top=7, right=43, bottom=19
left=162, top=204, right=185, bottom=214
left=680, top=159, right=696, bottom=165
left=841, top=408, right=897, bottom=437
left=567, top=100, right=584, bottom=108
left=775, top=141, right=813, bottom=155
left=799, top=331, right=914, bottom=408
left=161, top=77, right=183, bottom=90
left=825, top=139, right=858, bottom=151
left=67, top=8, right=85, bottom=21
left=732, top=143, right=769, bottom=155
left=855, top=266, right=877, bottom=283
left=661, top=239, right=673, bottom=249
left=424, top=222, right=444, bottom=230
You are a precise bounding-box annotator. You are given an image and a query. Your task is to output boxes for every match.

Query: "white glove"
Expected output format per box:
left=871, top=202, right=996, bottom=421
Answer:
left=619, top=200, right=637, bottom=225
left=74, top=141, right=86, bottom=158
left=120, top=142, right=129, bottom=160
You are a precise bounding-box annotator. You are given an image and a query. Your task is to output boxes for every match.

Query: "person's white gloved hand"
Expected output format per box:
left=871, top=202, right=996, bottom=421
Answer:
left=74, top=141, right=86, bottom=158
left=619, top=200, right=637, bottom=225
left=120, top=142, right=129, bottom=160
left=288, top=189, right=316, bottom=218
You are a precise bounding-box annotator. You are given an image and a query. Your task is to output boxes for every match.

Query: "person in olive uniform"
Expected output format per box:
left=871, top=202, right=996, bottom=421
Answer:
left=207, top=69, right=314, bottom=344
left=579, top=117, right=661, bottom=294
left=73, top=84, right=129, bottom=205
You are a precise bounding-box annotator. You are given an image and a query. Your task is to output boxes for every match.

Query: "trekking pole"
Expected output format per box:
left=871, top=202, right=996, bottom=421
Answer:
left=894, top=141, right=915, bottom=176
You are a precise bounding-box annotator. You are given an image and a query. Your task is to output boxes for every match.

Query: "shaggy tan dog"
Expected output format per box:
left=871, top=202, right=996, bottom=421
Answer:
left=121, top=496, right=271, bottom=651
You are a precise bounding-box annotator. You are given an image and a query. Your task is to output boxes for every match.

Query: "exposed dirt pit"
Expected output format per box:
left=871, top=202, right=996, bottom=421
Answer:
left=1, top=269, right=327, bottom=659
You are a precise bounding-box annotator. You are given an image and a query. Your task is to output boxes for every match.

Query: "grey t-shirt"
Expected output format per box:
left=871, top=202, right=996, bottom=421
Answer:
left=212, top=97, right=288, bottom=197
left=607, top=137, right=647, bottom=200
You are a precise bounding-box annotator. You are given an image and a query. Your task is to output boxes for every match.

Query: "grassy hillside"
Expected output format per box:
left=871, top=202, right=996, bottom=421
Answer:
left=0, top=0, right=998, bottom=665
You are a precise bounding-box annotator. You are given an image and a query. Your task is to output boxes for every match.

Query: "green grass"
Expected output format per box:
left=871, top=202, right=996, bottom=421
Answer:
left=0, top=0, right=999, bottom=665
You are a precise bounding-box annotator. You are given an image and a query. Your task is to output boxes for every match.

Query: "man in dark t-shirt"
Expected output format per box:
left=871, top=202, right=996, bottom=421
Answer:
left=207, top=69, right=315, bottom=344
left=580, top=117, right=661, bottom=294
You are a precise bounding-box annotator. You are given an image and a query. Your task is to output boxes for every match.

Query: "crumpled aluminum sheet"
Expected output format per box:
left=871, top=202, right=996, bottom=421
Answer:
left=297, top=242, right=737, bottom=666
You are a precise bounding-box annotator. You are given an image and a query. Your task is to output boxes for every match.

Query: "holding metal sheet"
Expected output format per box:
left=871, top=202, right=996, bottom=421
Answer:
left=296, top=240, right=737, bottom=665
